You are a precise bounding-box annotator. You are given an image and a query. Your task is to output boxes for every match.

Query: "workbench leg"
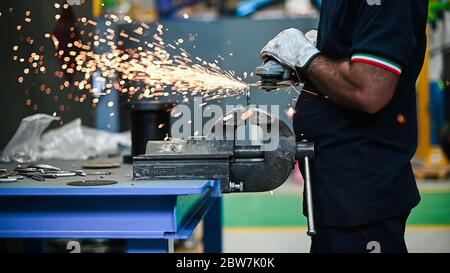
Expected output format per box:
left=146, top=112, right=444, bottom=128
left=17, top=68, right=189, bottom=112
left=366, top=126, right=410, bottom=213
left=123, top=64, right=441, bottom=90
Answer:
left=126, top=239, right=174, bottom=253
left=203, top=197, right=223, bottom=253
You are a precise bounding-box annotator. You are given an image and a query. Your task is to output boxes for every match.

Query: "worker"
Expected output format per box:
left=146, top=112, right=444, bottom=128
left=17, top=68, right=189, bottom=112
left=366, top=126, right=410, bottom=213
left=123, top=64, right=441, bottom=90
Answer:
left=260, top=1, right=429, bottom=253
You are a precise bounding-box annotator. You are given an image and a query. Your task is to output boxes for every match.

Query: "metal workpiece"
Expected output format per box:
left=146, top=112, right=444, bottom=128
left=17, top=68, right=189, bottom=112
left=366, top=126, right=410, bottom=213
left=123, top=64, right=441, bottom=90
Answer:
left=23, top=171, right=77, bottom=178
left=30, top=175, right=46, bottom=182
left=84, top=171, right=112, bottom=176
left=142, top=139, right=234, bottom=159
left=0, top=178, right=18, bottom=183
left=72, top=170, right=87, bottom=176
left=6, top=176, right=24, bottom=180
left=13, top=167, right=45, bottom=173
left=10, top=163, right=95, bottom=180
left=27, top=163, right=62, bottom=172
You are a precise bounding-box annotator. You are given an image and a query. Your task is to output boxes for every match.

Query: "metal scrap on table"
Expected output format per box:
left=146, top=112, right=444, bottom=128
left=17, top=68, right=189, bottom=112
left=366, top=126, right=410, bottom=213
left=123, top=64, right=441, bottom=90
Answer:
left=0, top=163, right=113, bottom=183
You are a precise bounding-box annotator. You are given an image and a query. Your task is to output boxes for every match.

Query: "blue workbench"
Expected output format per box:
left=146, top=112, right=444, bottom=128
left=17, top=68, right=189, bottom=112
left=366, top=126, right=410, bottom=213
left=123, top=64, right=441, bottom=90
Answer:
left=0, top=160, right=222, bottom=253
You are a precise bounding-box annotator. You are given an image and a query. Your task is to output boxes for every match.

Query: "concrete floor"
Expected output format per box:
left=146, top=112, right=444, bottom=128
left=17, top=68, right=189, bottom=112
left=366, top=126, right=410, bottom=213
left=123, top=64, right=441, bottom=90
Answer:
left=223, top=229, right=450, bottom=253
left=222, top=179, right=450, bottom=253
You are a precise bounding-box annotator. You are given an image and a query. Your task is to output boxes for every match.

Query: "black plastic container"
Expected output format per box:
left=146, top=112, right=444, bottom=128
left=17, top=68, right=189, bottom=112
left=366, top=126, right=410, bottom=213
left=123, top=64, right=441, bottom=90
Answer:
left=123, top=101, right=174, bottom=163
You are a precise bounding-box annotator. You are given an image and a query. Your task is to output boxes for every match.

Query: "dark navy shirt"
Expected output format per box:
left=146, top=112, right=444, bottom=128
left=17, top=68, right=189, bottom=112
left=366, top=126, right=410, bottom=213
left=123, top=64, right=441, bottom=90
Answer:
left=294, top=0, right=428, bottom=227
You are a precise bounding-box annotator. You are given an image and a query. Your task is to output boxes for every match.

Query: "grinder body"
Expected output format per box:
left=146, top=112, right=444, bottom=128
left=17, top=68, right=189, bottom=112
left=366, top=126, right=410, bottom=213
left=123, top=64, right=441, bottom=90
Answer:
left=255, top=59, right=297, bottom=91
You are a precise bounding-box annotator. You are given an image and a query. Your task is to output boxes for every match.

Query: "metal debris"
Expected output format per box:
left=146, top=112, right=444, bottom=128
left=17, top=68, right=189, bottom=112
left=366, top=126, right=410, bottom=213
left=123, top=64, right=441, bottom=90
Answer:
left=28, top=163, right=61, bottom=171
left=0, top=177, right=18, bottom=183
left=81, top=162, right=121, bottom=169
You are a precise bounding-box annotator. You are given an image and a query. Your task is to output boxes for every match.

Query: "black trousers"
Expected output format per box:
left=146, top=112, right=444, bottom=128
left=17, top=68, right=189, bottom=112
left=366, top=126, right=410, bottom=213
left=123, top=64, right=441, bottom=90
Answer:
left=310, top=212, right=410, bottom=253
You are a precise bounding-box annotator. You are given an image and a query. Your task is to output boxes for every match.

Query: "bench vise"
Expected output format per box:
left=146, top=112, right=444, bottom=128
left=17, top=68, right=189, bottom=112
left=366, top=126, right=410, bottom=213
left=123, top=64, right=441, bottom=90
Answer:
left=133, top=107, right=316, bottom=235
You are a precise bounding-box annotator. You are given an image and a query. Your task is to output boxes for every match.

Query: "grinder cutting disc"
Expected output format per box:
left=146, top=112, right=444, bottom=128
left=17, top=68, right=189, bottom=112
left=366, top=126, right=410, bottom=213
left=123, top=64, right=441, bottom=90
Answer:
left=67, top=180, right=118, bottom=186
left=248, top=82, right=291, bottom=90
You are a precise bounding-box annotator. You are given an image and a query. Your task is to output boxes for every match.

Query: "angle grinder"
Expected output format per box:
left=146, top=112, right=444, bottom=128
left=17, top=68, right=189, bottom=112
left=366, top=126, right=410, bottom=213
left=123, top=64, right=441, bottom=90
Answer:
left=251, top=59, right=299, bottom=91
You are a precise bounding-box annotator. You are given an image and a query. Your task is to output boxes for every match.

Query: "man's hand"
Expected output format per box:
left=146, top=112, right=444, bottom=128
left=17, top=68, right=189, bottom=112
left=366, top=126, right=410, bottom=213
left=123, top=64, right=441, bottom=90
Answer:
left=261, top=28, right=399, bottom=114
left=260, top=28, right=320, bottom=71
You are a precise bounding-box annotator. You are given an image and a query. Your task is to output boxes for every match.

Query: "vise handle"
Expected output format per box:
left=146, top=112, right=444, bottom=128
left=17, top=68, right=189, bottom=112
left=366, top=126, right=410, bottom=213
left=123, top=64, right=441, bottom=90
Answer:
left=296, top=140, right=316, bottom=237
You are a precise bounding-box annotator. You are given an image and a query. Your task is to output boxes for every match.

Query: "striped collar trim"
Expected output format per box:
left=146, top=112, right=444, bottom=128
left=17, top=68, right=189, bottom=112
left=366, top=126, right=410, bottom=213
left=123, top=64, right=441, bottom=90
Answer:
left=351, top=53, right=402, bottom=76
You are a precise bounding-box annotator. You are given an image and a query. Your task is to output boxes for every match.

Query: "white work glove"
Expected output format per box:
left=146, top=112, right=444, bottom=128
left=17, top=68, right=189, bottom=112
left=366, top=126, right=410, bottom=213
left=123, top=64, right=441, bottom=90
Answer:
left=260, top=28, right=320, bottom=71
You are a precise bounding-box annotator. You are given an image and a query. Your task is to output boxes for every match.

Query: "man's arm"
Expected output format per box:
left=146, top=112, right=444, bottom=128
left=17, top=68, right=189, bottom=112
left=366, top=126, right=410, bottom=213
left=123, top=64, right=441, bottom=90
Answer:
left=305, top=55, right=399, bottom=114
